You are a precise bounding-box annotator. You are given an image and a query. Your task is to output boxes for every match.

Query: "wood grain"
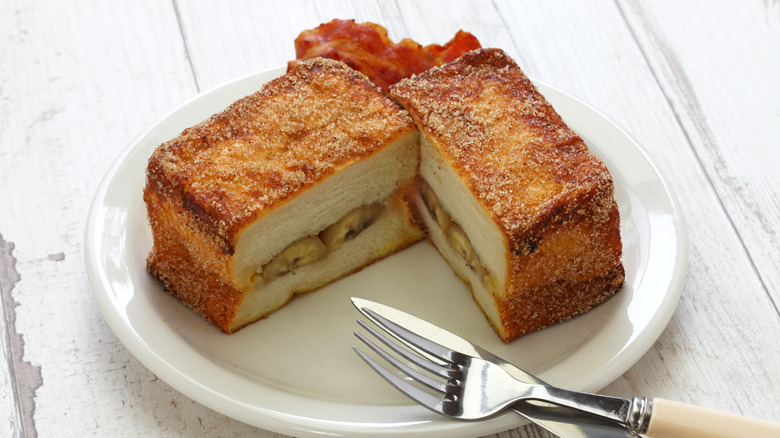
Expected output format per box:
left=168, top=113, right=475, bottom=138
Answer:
left=0, top=235, right=34, bottom=438
left=0, top=1, right=778, bottom=437
left=621, top=0, right=780, bottom=304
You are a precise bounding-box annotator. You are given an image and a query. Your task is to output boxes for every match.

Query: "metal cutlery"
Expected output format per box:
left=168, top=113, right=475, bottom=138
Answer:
left=351, top=297, right=780, bottom=438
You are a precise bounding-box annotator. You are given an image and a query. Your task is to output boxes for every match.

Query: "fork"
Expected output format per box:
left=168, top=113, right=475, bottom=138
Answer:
left=352, top=309, right=630, bottom=425
left=352, top=301, right=780, bottom=437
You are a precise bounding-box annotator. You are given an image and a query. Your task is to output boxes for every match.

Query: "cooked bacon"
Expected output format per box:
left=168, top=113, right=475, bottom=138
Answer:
left=292, top=19, right=481, bottom=93
left=425, top=30, right=482, bottom=64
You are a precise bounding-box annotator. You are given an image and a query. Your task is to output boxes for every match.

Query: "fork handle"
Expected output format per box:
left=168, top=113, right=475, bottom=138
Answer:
left=644, top=398, right=780, bottom=437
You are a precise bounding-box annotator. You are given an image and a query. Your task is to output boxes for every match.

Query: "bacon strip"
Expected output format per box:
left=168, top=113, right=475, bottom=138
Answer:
left=293, top=19, right=481, bottom=92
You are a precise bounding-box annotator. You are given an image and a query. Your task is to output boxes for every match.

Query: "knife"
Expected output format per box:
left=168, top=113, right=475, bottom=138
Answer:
left=351, top=297, right=780, bottom=438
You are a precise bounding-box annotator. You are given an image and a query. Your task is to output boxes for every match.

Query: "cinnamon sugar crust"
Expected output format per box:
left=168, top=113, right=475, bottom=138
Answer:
left=146, top=57, right=415, bottom=255
left=392, top=48, right=624, bottom=340
left=391, top=48, right=612, bottom=251
left=144, top=57, right=420, bottom=332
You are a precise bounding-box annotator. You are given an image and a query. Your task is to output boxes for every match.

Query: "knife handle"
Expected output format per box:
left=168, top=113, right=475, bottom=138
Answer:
left=645, top=398, right=780, bottom=438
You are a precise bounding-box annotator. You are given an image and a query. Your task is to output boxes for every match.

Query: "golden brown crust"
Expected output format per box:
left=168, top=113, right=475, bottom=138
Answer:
left=391, top=48, right=624, bottom=341
left=146, top=57, right=415, bottom=255
left=497, top=266, right=625, bottom=339
left=144, top=57, right=417, bottom=332
left=145, top=188, right=241, bottom=331
left=391, top=48, right=611, bottom=250
left=497, top=200, right=624, bottom=340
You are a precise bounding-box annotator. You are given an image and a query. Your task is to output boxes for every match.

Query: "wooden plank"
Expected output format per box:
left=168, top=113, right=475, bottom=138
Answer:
left=0, top=235, right=28, bottom=438
left=613, top=0, right=780, bottom=420
left=395, top=0, right=518, bottom=53
left=174, top=0, right=518, bottom=90
left=619, top=0, right=780, bottom=307
left=0, top=0, right=234, bottom=436
left=173, top=0, right=402, bottom=91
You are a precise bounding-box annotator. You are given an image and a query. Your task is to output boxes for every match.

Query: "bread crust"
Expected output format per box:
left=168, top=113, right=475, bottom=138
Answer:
left=145, top=58, right=418, bottom=332
left=147, top=58, right=415, bottom=254
left=391, top=48, right=625, bottom=340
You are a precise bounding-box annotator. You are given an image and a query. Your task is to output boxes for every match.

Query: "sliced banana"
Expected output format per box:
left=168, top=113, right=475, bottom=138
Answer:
left=481, top=271, right=500, bottom=295
left=445, top=214, right=498, bottom=293
left=448, top=224, right=479, bottom=271
left=319, top=203, right=382, bottom=251
left=420, top=180, right=452, bottom=232
left=253, top=188, right=500, bottom=295
left=260, top=235, right=327, bottom=282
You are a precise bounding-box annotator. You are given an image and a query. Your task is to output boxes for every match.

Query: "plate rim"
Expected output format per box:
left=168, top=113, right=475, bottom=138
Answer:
left=85, top=65, right=687, bottom=437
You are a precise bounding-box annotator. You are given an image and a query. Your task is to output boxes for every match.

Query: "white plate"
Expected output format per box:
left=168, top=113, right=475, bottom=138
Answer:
left=85, top=66, right=687, bottom=437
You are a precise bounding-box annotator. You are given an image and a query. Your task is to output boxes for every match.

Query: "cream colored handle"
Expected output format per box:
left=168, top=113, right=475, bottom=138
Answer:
left=646, top=398, right=780, bottom=438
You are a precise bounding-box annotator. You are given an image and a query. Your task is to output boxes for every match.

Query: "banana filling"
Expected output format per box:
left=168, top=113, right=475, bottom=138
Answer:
left=252, top=203, right=384, bottom=284
left=419, top=180, right=498, bottom=292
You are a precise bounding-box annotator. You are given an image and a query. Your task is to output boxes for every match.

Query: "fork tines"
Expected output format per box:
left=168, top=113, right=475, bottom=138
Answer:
left=352, top=307, right=464, bottom=416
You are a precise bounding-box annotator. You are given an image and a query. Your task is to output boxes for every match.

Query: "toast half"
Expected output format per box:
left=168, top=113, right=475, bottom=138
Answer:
left=391, top=48, right=625, bottom=341
left=145, top=58, right=425, bottom=333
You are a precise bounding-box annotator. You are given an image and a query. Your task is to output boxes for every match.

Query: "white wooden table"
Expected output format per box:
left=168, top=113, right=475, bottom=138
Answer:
left=2, top=1, right=779, bottom=437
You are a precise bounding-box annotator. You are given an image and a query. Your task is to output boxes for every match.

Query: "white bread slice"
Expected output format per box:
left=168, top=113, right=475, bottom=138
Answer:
left=230, top=140, right=422, bottom=328
left=411, top=134, right=510, bottom=335
left=145, top=58, right=424, bottom=333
